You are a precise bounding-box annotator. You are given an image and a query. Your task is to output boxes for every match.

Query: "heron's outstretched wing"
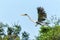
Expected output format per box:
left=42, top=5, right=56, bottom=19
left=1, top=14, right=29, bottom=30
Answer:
left=37, top=7, right=47, bottom=22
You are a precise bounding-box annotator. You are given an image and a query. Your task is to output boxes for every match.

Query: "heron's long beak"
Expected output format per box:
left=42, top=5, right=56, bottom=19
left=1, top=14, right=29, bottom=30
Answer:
left=20, top=14, right=27, bottom=16
left=20, top=14, right=25, bottom=16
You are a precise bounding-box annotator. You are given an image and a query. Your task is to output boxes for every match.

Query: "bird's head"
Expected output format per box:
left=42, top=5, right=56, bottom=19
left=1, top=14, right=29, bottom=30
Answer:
left=20, top=14, right=28, bottom=16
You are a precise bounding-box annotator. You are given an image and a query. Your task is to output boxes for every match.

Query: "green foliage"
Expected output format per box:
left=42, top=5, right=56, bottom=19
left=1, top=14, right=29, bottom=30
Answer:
left=36, top=16, right=60, bottom=40
left=12, top=34, right=20, bottom=40
left=13, top=24, right=21, bottom=35
left=0, top=36, right=2, bottom=40
left=0, top=23, right=21, bottom=40
left=22, top=31, right=29, bottom=40
left=36, top=24, right=60, bottom=40
left=40, top=26, right=52, bottom=33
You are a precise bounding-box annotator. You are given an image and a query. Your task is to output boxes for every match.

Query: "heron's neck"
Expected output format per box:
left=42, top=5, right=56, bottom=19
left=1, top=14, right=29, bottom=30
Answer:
left=27, top=15, right=36, bottom=23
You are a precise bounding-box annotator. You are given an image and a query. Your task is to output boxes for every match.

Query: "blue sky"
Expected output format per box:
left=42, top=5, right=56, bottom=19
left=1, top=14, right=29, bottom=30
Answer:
left=0, top=0, right=60, bottom=40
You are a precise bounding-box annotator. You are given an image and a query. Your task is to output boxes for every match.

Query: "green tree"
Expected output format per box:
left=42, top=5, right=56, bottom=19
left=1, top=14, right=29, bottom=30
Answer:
left=12, top=24, right=21, bottom=40
left=22, top=31, right=29, bottom=40
left=3, top=27, right=14, bottom=40
left=0, top=22, right=7, bottom=40
left=36, top=18, right=60, bottom=40
left=3, top=24, right=21, bottom=40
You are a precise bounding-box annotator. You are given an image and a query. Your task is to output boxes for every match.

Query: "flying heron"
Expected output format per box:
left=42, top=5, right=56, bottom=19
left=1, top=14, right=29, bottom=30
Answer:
left=20, top=7, right=47, bottom=26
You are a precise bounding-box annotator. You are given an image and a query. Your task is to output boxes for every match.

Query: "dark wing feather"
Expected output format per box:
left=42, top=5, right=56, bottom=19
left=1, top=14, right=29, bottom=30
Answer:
left=37, top=7, right=47, bottom=22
